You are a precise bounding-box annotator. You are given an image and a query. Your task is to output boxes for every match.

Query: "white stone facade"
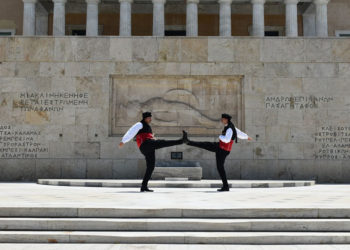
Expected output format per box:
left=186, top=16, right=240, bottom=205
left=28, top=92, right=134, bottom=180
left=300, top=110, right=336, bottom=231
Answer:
left=0, top=37, right=350, bottom=182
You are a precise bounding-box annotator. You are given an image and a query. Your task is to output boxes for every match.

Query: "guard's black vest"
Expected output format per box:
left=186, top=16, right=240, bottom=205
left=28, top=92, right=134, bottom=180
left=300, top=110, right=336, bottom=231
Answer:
left=136, top=120, right=154, bottom=147
left=137, top=120, right=153, bottom=135
left=222, top=121, right=237, bottom=143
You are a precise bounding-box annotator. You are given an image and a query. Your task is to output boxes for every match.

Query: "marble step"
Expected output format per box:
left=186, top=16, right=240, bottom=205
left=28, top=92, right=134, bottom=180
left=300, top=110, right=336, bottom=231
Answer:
left=1, top=207, right=349, bottom=218
left=37, top=179, right=315, bottom=188
left=1, top=231, right=350, bottom=244
left=1, top=218, right=350, bottom=232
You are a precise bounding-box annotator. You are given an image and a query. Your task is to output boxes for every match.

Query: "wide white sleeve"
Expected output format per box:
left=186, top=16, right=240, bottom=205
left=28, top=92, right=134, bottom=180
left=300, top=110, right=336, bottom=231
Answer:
left=121, top=122, right=143, bottom=144
left=236, top=128, right=249, bottom=140
left=219, top=128, right=233, bottom=143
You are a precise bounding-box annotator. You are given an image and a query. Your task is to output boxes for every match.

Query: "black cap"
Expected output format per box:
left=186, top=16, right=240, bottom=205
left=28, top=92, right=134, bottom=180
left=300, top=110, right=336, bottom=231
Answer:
left=221, top=113, right=232, bottom=120
left=142, top=112, right=152, bottom=119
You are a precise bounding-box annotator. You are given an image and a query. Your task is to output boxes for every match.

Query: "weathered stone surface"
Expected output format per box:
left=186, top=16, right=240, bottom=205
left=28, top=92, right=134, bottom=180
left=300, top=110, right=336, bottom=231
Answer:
left=234, top=39, right=260, bottom=62
left=252, top=143, right=279, bottom=160
left=181, top=39, right=208, bottom=62
left=61, top=159, right=87, bottom=179
left=261, top=39, right=305, bottom=63
left=70, top=37, right=110, bottom=62
left=208, top=38, right=234, bottom=62
left=332, top=39, right=350, bottom=62
left=305, top=39, right=334, bottom=62
left=132, top=38, right=158, bottom=62
left=0, top=37, right=349, bottom=182
left=39, top=62, right=65, bottom=77
left=0, top=38, right=6, bottom=61
left=158, top=38, right=181, bottom=62
left=86, top=159, right=113, bottom=179
left=0, top=62, right=15, bottom=77
left=0, top=159, right=36, bottom=181
left=110, top=38, right=132, bottom=62
left=338, top=63, right=350, bottom=77
left=152, top=166, right=202, bottom=180
left=6, top=38, right=54, bottom=62
left=35, top=159, right=61, bottom=179
left=278, top=143, right=304, bottom=160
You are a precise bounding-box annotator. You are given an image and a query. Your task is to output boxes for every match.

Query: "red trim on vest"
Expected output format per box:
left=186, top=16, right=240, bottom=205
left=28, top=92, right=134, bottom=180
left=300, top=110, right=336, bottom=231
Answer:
left=136, top=133, right=154, bottom=148
left=219, top=140, right=234, bottom=152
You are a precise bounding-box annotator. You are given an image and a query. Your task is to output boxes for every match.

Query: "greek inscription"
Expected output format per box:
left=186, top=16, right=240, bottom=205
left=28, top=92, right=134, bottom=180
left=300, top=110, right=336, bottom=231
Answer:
left=265, top=95, right=334, bottom=110
left=15, top=92, right=89, bottom=112
left=0, top=125, right=49, bottom=159
left=314, top=126, right=350, bottom=160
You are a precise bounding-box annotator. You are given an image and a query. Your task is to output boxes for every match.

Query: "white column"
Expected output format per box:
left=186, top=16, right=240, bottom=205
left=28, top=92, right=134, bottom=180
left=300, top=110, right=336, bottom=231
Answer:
left=251, top=0, right=265, bottom=37
left=285, top=0, right=299, bottom=37
left=152, top=0, right=166, bottom=36
left=119, top=0, right=133, bottom=36
left=186, top=0, right=199, bottom=37
left=36, top=2, right=48, bottom=35
left=302, top=3, right=316, bottom=36
left=313, top=0, right=329, bottom=37
left=86, top=0, right=100, bottom=36
left=53, top=0, right=67, bottom=36
left=218, top=0, right=232, bottom=37
left=22, top=0, right=37, bottom=36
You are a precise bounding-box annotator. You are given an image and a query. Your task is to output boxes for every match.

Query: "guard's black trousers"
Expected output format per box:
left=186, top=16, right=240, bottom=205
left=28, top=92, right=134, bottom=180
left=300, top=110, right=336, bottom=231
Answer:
left=139, top=139, right=183, bottom=188
left=187, top=141, right=230, bottom=188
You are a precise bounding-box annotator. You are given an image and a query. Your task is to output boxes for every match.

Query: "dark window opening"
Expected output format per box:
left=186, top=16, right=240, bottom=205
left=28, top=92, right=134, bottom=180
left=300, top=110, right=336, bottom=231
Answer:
left=0, top=32, right=12, bottom=36
left=72, top=30, right=86, bottom=36
left=265, top=31, right=279, bottom=36
left=165, top=30, right=186, bottom=36
left=339, top=34, right=350, bottom=37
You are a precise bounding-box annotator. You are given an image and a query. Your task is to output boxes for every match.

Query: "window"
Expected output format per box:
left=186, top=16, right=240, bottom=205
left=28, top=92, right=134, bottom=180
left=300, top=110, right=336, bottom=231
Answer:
left=248, top=26, right=285, bottom=36
left=265, top=31, right=280, bottom=36
left=165, top=30, right=186, bottom=36
left=67, top=25, right=103, bottom=36
left=335, top=30, right=350, bottom=37
left=72, top=30, right=86, bottom=36
left=0, top=29, right=15, bottom=36
left=165, top=25, right=186, bottom=36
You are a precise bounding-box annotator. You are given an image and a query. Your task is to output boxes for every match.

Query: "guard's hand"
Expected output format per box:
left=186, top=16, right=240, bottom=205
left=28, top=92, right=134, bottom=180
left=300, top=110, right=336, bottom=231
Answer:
left=248, top=137, right=253, bottom=141
left=119, top=142, right=124, bottom=148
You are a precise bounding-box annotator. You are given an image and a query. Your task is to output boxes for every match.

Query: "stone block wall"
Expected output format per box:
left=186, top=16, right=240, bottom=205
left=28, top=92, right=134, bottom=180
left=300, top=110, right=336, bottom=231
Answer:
left=0, top=37, right=350, bottom=182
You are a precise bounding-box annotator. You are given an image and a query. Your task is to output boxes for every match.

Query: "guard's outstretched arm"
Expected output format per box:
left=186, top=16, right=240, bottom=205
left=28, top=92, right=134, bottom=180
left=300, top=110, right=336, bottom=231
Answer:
left=119, top=122, right=143, bottom=147
left=236, top=128, right=253, bottom=141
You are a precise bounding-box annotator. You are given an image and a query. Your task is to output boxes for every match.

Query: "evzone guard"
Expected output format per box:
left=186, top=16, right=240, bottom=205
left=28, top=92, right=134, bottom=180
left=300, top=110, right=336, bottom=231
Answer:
left=183, top=113, right=252, bottom=192
left=119, top=112, right=186, bottom=192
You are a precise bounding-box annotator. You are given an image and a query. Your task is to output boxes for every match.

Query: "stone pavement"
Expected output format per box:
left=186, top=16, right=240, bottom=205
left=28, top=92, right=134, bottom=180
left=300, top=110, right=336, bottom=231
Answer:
left=37, top=179, right=315, bottom=188
left=1, top=183, right=350, bottom=247
left=0, top=182, right=349, bottom=209
left=0, top=244, right=349, bottom=250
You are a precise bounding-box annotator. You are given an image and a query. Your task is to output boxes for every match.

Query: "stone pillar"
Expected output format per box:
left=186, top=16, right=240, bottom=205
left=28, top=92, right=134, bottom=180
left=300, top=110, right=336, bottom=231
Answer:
left=218, top=0, right=232, bottom=37
left=119, top=0, right=133, bottom=36
left=36, top=2, right=48, bottom=35
left=152, top=0, right=166, bottom=36
left=53, top=0, right=67, bottom=36
left=313, top=0, right=329, bottom=37
left=251, top=0, right=265, bottom=37
left=22, top=0, right=37, bottom=36
left=285, top=0, right=299, bottom=37
left=302, top=4, right=316, bottom=37
left=186, top=0, right=199, bottom=37
left=86, top=0, right=100, bottom=36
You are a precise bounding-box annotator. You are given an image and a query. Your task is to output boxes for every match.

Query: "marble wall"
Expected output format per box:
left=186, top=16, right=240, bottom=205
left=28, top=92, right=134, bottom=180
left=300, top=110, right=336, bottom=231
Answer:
left=0, top=37, right=350, bottom=183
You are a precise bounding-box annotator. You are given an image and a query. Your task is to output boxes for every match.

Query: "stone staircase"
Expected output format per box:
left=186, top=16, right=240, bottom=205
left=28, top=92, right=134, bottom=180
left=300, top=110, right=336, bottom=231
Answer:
left=0, top=207, right=350, bottom=244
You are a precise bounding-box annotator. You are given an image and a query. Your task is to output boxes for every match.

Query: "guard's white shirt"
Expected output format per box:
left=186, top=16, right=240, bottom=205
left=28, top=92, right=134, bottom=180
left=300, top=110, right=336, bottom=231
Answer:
left=219, top=127, right=249, bottom=143
left=121, top=122, right=143, bottom=144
